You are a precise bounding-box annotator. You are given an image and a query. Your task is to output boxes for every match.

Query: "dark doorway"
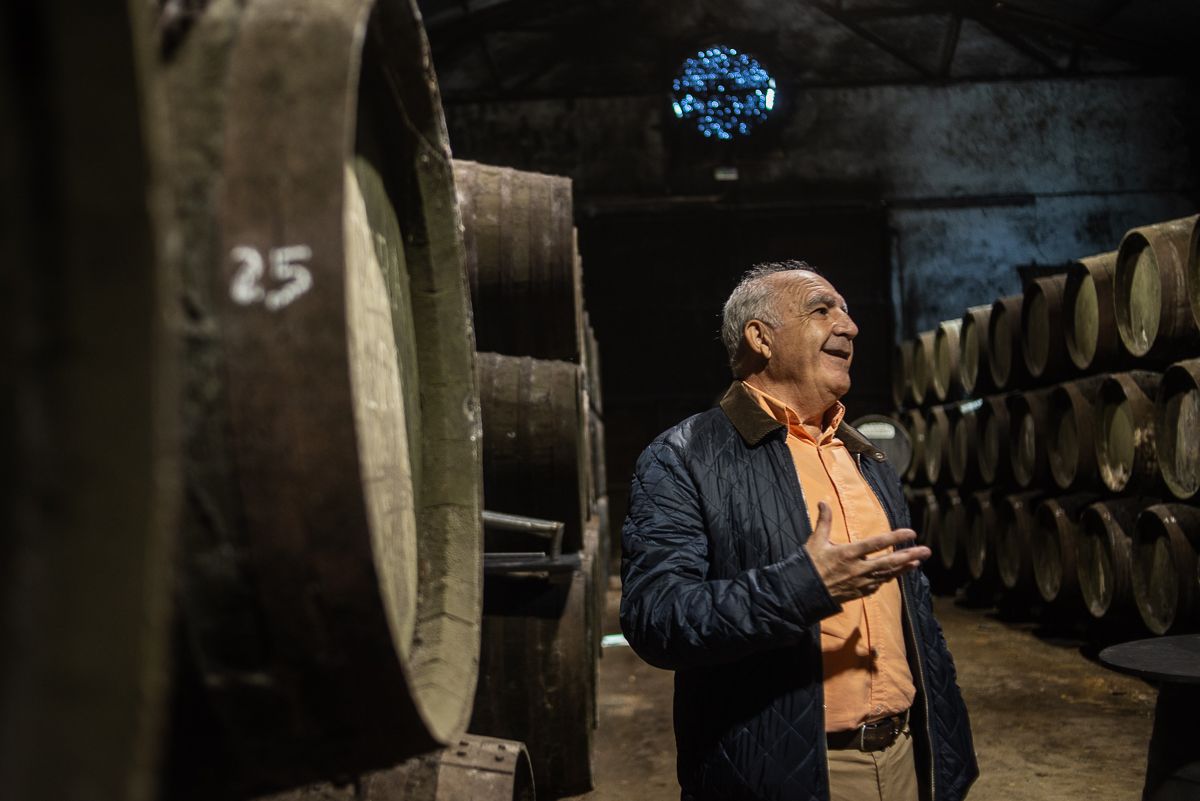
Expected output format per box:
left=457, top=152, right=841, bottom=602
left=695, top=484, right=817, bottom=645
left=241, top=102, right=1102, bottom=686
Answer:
left=579, top=205, right=891, bottom=539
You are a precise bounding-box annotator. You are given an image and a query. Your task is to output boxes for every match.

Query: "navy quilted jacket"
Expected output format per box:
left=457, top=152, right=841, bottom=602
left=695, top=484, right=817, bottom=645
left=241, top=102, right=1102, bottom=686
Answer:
left=620, top=382, right=977, bottom=801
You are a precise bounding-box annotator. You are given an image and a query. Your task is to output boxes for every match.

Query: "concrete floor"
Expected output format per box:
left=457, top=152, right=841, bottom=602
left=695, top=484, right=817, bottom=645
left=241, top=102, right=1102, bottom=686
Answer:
left=565, top=579, right=1157, bottom=801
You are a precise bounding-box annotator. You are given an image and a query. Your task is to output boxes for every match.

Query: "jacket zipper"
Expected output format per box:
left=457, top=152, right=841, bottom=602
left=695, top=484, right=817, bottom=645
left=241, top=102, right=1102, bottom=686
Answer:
left=774, top=436, right=833, bottom=795
left=858, top=453, right=937, bottom=801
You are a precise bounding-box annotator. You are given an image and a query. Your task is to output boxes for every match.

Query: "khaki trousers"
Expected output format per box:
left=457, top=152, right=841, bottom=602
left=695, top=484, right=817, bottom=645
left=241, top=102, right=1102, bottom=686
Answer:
left=826, top=726, right=919, bottom=801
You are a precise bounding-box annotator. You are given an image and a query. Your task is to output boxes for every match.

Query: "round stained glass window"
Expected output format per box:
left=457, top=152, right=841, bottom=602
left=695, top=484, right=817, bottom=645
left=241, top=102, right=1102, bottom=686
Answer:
left=671, top=45, right=776, bottom=140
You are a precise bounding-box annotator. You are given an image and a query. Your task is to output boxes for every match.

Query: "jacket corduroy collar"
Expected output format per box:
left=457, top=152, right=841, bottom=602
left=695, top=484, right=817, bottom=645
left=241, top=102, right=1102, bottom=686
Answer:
left=718, top=381, right=886, bottom=461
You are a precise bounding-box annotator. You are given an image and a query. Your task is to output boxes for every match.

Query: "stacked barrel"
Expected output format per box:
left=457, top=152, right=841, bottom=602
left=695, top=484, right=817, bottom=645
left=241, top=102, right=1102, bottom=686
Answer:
left=895, top=214, right=1200, bottom=638
left=456, top=160, right=607, bottom=798
left=2, top=3, right=606, bottom=801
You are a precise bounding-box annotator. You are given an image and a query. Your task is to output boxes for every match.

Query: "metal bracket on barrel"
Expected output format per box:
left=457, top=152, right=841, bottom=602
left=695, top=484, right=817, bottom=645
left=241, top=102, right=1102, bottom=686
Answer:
left=482, top=510, right=577, bottom=577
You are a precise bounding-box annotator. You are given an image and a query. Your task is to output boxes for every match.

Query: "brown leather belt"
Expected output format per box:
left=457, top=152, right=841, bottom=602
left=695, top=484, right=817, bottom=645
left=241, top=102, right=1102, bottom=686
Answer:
left=826, top=710, right=909, bottom=752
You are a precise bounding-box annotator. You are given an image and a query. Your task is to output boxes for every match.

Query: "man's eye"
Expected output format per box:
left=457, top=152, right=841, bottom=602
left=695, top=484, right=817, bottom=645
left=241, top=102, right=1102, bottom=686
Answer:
left=815, top=307, right=829, bottom=315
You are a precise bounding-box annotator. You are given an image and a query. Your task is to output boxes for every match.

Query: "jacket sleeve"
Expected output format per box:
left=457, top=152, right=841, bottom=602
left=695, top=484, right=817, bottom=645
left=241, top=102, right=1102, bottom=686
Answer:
left=619, top=438, right=842, bottom=671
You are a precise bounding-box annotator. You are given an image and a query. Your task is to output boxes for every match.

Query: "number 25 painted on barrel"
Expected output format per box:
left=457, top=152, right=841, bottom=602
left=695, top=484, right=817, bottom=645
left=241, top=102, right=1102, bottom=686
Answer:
left=230, top=244, right=313, bottom=311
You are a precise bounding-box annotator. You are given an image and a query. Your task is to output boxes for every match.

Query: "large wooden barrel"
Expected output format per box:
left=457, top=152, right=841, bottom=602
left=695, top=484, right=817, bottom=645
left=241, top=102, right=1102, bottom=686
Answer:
left=166, top=0, right=484, bottom=789
left=1155, top=358, right=1200, bottom=500
left=1096, top=371, right=1162, bottom=494
left=1064, top=252, right=1121, bottom=372
left=892, top=340, right=913, bottom=408
left=261, top=735, right=536, bottom=801
left=987, top=294, right=1027, bottom=391
left=995, top=492, right=1042, bottom=594
left=471, top=558, right=596, bottom=797
left=932, top=318, right=963, bottom=402
left=1132, top=504, right=1200, bottom=635
left=1, top=4, right=177, bottom=800
left=1031, top=493, right=1099, bottom=607
left=963, top=491, right=999, bottom=584
left=454, top=160, right=581, bottom=362
left=923, top=405, right=952, bottom=486
left=1114, top=216, right=1200, bottom=361
left=976, top=394, right=1013, bottom=487
left=1047, top=376, right=1106, bottom=492
left=959, top=304, right=994, bottom=397
left=1008, top=388, right=1052, bottom=489
left=1021, top=273, right=1071, bottom=381
left=478, top=354, right=590, bottom=553
left=902, top=408, right=928, bottom=484
left=910, top=331, right=937, bottom=407
left=936, top=489, right=967, bottom=574
left=947, top=403, right=983, bottom=488
left=1077, top=498, right=1151, bottom=621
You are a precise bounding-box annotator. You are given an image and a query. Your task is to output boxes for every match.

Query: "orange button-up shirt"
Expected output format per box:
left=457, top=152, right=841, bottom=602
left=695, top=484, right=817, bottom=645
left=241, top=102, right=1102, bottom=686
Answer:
left=743, top=382, right=915, bottom=732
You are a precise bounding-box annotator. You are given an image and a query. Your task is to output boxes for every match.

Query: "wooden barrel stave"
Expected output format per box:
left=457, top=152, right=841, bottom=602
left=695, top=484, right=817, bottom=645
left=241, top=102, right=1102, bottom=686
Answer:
left=1047, top=375, right=1107, bottom=492
left=454, top=160, right=582, bottom=363
left=995, top=491, right=1043, bottom=594
left=959, top=304, right=994, bottom=397
left=923, top=406, right=952, bottom=487
left=987, top=294, right=1027, bottom=391
left=976, top=394, right=1013, bottom=488
left=1114, top=215, right=1200, bottom=361
left=166, top=0, right=484, bottom=790
left=471, top=562, right=596, bottom=797
left=478, top=353, right=590, bottom=554
left=902, top=408, right=928, bottom=485
left=1021, top=273, right=1071, bottom=381
left=948, top=405, right=982, bottom=488
left=932, top=318, right=963, bottom=402
left=937, top=489, right=966, bottom=574
left=1008, top=388, right=1053, bottom=489
left=1064, top=252, right=1121, bottom=372
left=1096, top=371, right=1163, bottom=494
left=584, top=315, right=604, bottom=414
left=1032, top=493, right=1100, bottom=607
left=1077, top=498, right=1156, bottom=621
left=2, top=4, right=179, bottom=800
left=1132, top=504, right=1200, bottom=635
left=963, top=491, right=999, bottom=584
left=910, top=331, right=937, bottom=407
left=892, top=340, right=914, bottom=409
left=909, top=490, right=940, bottom=551
left=1156, top=358, right=1200, bottom=500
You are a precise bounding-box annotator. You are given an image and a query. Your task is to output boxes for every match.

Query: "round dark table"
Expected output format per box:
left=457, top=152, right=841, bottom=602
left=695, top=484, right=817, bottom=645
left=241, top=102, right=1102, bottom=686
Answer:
left=1100, top=634, right=1200, bottom=801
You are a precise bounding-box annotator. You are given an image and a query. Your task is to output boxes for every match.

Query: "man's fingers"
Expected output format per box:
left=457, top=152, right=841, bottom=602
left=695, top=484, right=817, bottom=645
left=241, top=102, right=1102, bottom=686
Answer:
left=814, top=501, right=833, bottom=544
left=861, top=549, right=929, bottom=578
left=844, top=527, right=918, bottom=558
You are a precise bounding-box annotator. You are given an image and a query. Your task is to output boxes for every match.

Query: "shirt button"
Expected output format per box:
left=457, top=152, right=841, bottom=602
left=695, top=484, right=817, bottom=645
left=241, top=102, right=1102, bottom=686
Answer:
left=870, top=647, right=880, bottom=658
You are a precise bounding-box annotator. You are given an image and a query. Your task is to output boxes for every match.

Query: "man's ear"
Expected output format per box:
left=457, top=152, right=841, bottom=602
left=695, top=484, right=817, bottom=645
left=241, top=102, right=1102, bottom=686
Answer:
left=743, top=319, right=772, bottom=361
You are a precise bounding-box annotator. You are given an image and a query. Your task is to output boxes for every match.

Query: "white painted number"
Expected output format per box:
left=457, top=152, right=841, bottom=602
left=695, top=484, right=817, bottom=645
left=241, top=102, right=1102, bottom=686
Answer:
left=230, top=244, right=314, bottom=311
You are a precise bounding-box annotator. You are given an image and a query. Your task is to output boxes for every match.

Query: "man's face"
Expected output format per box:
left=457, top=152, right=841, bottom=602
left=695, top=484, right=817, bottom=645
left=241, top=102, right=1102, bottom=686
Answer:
left=763, top=272, right=859, bottom=403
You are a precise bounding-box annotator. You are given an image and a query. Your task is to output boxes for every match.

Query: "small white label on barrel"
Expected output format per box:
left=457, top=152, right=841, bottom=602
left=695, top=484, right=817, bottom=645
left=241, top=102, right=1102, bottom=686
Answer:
left=858, top=422, right=896, bottom=440
left=230, top=245, right=313, bottom=310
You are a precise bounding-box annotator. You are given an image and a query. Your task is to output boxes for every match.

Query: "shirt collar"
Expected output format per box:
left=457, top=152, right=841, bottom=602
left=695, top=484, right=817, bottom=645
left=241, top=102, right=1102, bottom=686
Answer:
left=740, top=381, right=845, bottom=445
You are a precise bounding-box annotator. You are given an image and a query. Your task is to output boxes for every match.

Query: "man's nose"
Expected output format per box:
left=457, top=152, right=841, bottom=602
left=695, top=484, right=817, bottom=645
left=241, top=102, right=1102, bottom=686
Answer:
left=834, top=309, right=859, bottom=339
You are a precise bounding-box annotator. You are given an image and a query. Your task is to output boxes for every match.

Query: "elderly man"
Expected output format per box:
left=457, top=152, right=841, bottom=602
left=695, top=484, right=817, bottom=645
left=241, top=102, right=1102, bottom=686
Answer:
left=620, top=261, right=977, bottom=801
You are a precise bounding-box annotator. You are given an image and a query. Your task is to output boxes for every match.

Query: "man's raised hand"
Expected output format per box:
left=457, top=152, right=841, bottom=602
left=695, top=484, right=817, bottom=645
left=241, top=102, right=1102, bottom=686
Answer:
left=804, top=501, right=930, bottom=604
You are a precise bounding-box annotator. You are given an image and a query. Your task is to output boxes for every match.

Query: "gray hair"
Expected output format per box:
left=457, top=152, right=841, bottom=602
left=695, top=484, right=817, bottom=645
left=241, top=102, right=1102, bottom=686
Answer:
left=720, top=260, right=817, bottom=367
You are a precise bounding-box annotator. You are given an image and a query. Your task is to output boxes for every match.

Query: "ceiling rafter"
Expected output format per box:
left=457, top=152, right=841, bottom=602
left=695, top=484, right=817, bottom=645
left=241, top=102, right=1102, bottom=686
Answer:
left=937, top=13, right=961, bottom=77
left=809, top=0, right=937, bottom=79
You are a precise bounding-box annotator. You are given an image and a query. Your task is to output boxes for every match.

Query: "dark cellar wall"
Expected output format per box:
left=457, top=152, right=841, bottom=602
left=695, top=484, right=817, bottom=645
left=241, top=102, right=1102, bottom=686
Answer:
left=441, top=73, right=1200, bottom=523
left=445, top=75, right=1199, bottom=330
